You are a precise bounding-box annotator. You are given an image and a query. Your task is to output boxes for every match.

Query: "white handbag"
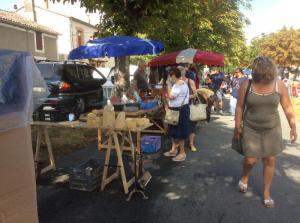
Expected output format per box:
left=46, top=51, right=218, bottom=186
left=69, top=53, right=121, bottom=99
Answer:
left=189, top=95, right=207, bottom=121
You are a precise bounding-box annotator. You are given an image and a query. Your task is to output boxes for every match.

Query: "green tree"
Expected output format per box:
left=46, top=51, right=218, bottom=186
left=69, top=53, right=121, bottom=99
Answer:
left=141, top=0, right=250, bottom=74
left=53, top=0, right=176, bottom=93
left=53, top=0, right=251, bottom=79
left=260, top=27, right=300, bottom=68
left=248, top=27, right=300, bottom=69
left=53, top=0, right=174, bottom=36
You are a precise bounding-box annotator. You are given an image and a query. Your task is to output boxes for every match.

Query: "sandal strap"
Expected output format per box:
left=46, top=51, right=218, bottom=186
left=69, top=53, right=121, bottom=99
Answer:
left=172, top=154, right=186, bottom=161
left=238, top=180, right=248, bottom=188
left=264, top=198, right=274, bottom=206
left=238, top=180, right=248, bottom=192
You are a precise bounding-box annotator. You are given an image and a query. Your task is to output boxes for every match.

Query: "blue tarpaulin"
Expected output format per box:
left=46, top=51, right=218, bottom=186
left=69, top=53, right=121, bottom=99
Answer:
left=68, top=35, right=164, bottom=60
left=0, top=49, right=49, bottom=131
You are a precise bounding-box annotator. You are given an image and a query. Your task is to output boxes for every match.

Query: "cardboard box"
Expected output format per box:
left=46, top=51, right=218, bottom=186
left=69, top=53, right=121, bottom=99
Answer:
left=0, top=127, right=38, bottom=223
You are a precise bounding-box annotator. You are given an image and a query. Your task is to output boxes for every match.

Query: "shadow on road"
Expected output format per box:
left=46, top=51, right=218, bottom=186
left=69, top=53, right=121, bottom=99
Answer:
left=37, top=111, right=300, bottom=223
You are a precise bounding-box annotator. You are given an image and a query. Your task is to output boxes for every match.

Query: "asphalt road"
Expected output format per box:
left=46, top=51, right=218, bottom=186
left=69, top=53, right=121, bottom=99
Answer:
left=37, top=103, right=300, bottom=223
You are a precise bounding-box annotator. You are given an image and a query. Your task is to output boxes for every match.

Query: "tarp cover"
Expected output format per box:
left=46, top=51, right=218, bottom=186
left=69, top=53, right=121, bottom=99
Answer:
left=149, top=48, right=224, bottom=67
left=0, top=49, right=49, bottom=131
left=68, top=35, right=165, bottom=59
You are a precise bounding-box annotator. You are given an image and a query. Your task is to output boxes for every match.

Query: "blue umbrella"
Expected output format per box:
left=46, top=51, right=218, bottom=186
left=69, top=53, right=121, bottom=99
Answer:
left=68, top=35, right=164, bottom=60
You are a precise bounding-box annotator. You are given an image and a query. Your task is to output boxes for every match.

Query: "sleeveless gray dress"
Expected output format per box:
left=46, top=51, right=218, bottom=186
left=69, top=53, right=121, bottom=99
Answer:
left=242, top=81, right=283, bottom=158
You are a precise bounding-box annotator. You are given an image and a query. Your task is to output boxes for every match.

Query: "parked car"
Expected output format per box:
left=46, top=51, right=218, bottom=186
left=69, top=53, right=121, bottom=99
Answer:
left=35, top=60, right=106, bottom=120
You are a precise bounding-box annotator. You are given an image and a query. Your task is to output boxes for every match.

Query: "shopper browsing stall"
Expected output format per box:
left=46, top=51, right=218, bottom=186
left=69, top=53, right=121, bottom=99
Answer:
left=133, top=60, right=149, bottom=91
left=179, top=66, right=198, bottom=152
left=164, top=67, right=190, bottom=162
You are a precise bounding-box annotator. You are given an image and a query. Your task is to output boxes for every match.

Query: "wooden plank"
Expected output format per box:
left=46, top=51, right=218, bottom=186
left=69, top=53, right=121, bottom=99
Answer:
left=32, top=121, right=152, bottom=132
left=101, top=134, right=112, bottom=191
left=43, top=127, right=56, bottom=171
left=113, top=132, right=129, bottom=194
left=102, top=172, right=119, bottom=188
left=142, top=129, right=166, bottom=134
left=34, top=126, right=42, bottom=162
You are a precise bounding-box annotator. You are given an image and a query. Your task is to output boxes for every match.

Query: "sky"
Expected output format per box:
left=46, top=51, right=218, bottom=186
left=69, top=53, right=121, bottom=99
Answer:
left=1, top=0, right=300, bottom=44
left=242, top=0, right=300, bottom=44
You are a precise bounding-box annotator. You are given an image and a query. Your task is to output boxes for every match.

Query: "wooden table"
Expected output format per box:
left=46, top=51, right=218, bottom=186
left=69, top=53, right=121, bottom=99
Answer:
left=31, top=121, right=152, bottom=194
left=91, top=106, right=166, bottom=135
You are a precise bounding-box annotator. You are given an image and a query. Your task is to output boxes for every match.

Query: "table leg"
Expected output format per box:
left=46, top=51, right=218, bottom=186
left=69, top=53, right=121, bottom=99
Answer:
left=136, top=131, right=141, bottom=154
left=97, top=128, right=102, bottom=151
left=34, top=126, right=42, bottom=162
left=42, top=127, right=56, bottom=174
left=116, top=132, right=126, bottom=177
left=113, top=132, right=129, bottom=194
left=149, top=118, right=166, bottom=134
left=126, top=129, right=149, bottom=201
left=127, top=131, right=135, bottom=159
left=101, top=133, right=112, bottom=191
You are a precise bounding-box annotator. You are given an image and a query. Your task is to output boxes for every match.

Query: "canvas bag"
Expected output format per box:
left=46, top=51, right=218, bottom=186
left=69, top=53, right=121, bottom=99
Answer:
left=189, top=94, right=207, bottom=121
left=231, top=80, right=252, bottom=155
left=164, top=85, right=188, bottom=126
left=164, top=108, right=180, bottom=125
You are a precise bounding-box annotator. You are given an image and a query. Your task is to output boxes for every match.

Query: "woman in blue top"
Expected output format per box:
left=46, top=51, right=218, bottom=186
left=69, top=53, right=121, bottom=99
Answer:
left=229, top=68, right=247, bottom=120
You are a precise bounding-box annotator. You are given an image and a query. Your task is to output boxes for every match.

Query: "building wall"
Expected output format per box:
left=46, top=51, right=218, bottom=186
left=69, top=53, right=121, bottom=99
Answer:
left=17, top=7, right=70, bottom=60
left=0, top=23, right=58, bottom=60
left=17, top=7, right=98, bottom=60
left=70, top=19, right=97, bottom=49
left=25, top=0, right=100, bottom=26
left=43, top=34, right=58, bottom=60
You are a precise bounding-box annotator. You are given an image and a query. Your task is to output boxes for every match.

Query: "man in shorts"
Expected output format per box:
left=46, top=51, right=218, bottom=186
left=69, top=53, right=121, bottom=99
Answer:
left=210, top=68, right=225, bottom=114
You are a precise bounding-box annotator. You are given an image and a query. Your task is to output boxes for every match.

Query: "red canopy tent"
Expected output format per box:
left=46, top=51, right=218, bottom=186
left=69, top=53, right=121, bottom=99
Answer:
left=149, top=48, right=224, bottom=67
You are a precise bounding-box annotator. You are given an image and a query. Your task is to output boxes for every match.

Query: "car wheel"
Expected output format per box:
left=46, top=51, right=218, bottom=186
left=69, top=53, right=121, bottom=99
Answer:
left=75, top=97, right=86, bottom=115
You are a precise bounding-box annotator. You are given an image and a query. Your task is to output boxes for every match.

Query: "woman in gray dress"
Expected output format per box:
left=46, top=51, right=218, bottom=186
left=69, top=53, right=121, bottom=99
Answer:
left=234, top=57, right=297, bottom=208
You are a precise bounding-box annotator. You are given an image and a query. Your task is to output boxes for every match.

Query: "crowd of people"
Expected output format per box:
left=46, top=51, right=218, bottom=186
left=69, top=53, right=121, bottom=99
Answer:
left=132, top=57, right=298, bottom=208
left=282, top=76, right=300, bottom=98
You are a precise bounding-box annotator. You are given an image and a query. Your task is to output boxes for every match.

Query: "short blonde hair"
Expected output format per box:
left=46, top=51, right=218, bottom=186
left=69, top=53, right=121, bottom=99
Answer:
left=251, top=56, right=277, bottom=83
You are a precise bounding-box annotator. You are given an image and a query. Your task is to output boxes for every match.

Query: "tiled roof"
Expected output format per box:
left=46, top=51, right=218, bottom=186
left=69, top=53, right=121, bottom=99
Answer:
left=0, top=9, right=59, bottom=35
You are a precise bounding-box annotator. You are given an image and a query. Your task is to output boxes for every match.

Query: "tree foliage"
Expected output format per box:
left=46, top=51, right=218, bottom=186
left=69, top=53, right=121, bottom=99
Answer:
left=265, top=29, right=300, bottom=67
left=252, top=27, right=300, bottom=68
left=52, top=0, right=174, bottom=35
left=141, top=0, right=250, bottom=70
left=53, top=0, right=251, bottom=72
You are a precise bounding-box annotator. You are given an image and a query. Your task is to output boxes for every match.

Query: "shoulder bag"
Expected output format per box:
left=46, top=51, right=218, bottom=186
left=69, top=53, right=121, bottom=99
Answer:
left=189, top=94, right=207, bottom=121
left=164, top=86, right=189, bottom=126
left=231, top=80, right=252, bottom=155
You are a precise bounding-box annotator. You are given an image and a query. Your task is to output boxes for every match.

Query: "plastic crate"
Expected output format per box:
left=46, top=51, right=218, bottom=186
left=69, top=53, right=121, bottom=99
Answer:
left=37, top=109, right=67, bottom=122
left=69, top=159, right=102, bottom=191
left=141, top=135, right=161, bottom=153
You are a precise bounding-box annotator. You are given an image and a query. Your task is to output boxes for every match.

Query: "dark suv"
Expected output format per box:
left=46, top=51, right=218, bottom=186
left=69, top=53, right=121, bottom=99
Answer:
left=36, top=61, right=106, bottom=120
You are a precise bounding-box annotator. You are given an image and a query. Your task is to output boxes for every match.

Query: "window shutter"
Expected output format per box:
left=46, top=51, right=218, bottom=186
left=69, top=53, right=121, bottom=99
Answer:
left=36, top=32, right=43, bottom=51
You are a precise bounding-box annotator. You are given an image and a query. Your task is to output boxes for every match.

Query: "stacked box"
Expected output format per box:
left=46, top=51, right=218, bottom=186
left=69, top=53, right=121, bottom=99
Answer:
left=69, top=159, right=102, bottom=191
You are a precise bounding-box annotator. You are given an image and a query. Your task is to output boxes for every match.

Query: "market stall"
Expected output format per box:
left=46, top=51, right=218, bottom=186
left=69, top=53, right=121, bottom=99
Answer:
left=148, top=48, right=224, bottom=67
left=32, top=119, right=152, bottom=195
left=68, top=35, right=166, bottom=134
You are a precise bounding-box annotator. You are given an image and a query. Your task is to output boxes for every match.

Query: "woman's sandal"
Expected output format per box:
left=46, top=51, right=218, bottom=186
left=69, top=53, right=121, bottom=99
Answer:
left=163, top=150, right=177, bottom=157
left=238, top=180, right=248, bottom=193
left=263, top=198, right=275, bottom=208
left=172, top=153, right=186, bottom=162
left=190, top=145, right=197, bottom=152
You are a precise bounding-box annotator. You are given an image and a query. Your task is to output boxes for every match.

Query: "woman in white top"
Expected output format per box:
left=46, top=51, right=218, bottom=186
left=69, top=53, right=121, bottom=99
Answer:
left=164, top=67, right=190, bottom=162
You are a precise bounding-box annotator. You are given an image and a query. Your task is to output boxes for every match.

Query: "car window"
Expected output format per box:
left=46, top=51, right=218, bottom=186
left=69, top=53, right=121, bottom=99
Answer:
left=36, top=63, right=60, bottom=80
left=63, top=65, right=78, bottom=79
left=91, top=67, right=106, bottom=80
left=78, top=66, right=93, bottom=80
